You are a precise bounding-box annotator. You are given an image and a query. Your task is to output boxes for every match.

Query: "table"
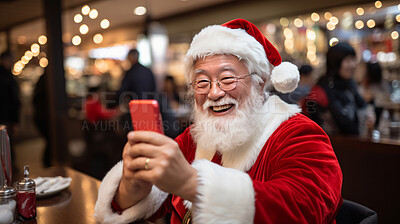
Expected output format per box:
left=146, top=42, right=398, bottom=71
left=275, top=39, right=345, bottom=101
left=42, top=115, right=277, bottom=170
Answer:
left=15, top=166, right=101, bottom=224
left=330, top=135, right=400, bottom=224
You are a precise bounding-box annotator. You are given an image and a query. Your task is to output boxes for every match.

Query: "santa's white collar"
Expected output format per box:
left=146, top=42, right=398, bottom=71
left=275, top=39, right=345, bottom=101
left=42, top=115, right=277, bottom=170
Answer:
left=194, top=95, right=301, bottom=172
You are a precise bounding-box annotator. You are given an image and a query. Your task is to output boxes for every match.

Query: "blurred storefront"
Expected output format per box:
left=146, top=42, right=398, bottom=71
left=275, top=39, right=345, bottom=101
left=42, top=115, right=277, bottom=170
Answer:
left=1, top=0, right=399, bottom=146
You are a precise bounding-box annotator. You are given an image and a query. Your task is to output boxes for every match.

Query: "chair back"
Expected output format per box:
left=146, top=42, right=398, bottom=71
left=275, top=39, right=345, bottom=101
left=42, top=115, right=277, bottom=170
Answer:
left=335, top=199, right=378, bottom=224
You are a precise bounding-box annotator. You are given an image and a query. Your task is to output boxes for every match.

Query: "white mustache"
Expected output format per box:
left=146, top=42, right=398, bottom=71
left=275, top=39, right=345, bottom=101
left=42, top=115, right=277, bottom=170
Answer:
left=202, top=98, right=238, bottom=110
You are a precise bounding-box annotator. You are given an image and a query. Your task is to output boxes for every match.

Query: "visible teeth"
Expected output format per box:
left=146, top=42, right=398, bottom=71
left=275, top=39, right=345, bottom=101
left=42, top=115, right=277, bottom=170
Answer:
left=212, top=104, right=232, bottom=112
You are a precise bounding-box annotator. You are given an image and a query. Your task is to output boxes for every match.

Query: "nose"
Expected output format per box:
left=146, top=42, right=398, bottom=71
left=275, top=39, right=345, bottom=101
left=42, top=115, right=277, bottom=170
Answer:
left=207, top=81, right=225, bottom=100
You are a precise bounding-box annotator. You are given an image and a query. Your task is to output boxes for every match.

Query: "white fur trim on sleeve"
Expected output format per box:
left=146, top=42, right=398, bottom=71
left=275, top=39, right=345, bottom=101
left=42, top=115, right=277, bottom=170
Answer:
left=93, top=161, right=168, bottom=224
left=191, top=159, right=255, bottom=224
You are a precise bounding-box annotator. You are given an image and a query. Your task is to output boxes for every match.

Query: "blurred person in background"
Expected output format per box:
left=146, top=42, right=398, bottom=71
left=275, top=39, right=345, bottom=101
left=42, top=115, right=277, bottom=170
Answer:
left=358, top=61, right=390, bottom=129
left=163, top=75, right=181, bottom=110
left=33, top=71, right=51, bottom=167
left=115, top=49, right=157, bottom=134
left=94, top=19, right=342, bottom=223
left=83, top=86, right=121, bottom=179
left=160, top=75, right=185, bottom=139
left=303, top=42, right=374, bottom=136
left=85, top=86, right=116, bottom=125
left=278, top=64, right=314, bottom=105
left=0, top=51, right=20, bottom=168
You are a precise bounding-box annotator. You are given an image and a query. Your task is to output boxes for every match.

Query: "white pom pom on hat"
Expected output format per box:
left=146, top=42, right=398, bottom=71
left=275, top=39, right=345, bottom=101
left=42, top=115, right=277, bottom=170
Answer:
left=185, top=18, right=299, bottom=93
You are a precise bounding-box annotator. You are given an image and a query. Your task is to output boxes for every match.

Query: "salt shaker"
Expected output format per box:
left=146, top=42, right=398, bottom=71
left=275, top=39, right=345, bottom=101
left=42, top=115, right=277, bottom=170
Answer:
left=0, top=183, right=16, bottom=224
left=15, top=165, right=36, bottom=220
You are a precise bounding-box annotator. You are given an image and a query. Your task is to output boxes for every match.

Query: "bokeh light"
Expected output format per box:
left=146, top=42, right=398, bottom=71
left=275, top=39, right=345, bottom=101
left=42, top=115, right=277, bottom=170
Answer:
left=72, top=35, right=81, bottom=46
left=311, top=13, right=320, bottom=22
left=82, top=5, right=90, bottom=15
left=134, top=6, right=146, bottom=15
left=38, top=35, right=47, bottom=45
left=74, top=14, right=83, bottom=23
left=93, top=34, right=103, bottom=44
left=89, top=9, right=98, bottom=19
left=100, top=19, right=110, bottom=29
left=80, top=24, right=89, bottom=35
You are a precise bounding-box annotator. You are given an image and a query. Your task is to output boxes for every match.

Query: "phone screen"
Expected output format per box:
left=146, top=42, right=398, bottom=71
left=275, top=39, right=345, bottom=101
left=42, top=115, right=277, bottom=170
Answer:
left=129, top=99, right=164, bottom=134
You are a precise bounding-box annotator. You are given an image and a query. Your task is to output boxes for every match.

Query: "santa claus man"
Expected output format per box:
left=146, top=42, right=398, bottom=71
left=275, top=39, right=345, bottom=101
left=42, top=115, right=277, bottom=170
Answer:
left=94, top=19, right=342, bottom=224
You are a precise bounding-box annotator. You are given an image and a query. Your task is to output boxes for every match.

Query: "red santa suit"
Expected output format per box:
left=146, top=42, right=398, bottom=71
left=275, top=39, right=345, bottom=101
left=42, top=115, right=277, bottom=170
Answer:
left=94, top=95, right=343, bottom=224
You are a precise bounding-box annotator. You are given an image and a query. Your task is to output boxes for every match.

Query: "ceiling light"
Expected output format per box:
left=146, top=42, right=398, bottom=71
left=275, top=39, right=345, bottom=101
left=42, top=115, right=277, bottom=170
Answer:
left=24, top=51, right=33, bottom=60
left=32, top=50, right=40, bottom=57
left=38, top=35, right=47, bottom=45
left=356, top=7, right=364, bottom=16
left=329, top=37, right=339, bottom=46
left=21, top=56, right=29, bottom=65
left=39, top=58, right=48, bottom=68
left=326, top=22, right=335, bottom=31
left=307, top=30, right=316, bottom=41
left=280, top=17, right=289, bottom=27
left=396, top=14, right=400, bottom=23
left=294, top=18, right=303, bottom=27
left=284, top=39, right=294, bottom=49
left=367, top=19, right=375, bottom=28
left=307, top=52, right=316, bottom=61
left=74, top=14, right=83, bottom=23
left=72, top=35, right=81, bottom=46
left=134, top=6, right=146, bottom=16
left=311, top=13, right=320, bottom=22
left=330, top=16, right=339, bottom=25
left=80, top=24, right=89, bottom=35
left=324, top=12, right=332, bottom=20
left=392, top=31, right=399, bottom=40
left=89, top=9, right=98, bottom=19
left=100, top=19, right=110, bottom=29
left=283, top=28, right=293, bottom=38
left=93, top=34, right=103, bottom=44
left=82, top=5, right=90, bottom=15
left=375, top=1, right=382, bottom=9
left=31, top=43, right=40, bottom=54
left=307, top=44, right=316, bottom=53
left=355, top=20, right=364, bottom=29
left=14, top=61, right=24, bottom=72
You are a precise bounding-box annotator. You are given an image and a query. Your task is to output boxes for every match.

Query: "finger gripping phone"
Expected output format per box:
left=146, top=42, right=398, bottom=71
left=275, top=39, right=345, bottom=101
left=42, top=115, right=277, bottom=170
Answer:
left=129, top=99, right=164, bottom=134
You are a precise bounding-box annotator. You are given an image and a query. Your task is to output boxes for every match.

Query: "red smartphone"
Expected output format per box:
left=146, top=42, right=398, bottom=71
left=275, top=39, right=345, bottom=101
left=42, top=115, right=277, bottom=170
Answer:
left=129, top=99, right=164, bottom=134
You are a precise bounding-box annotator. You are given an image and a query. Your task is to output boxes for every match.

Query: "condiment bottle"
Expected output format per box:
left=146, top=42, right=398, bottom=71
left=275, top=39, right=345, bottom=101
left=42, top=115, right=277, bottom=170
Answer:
left=0, top=183, right=16, bottom=224
left=15, top=165, right=36, bottom=220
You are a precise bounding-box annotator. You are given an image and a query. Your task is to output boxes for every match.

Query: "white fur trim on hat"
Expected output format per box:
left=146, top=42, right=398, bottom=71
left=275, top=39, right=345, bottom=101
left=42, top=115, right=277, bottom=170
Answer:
left=271, top=62, right=300, bottom=93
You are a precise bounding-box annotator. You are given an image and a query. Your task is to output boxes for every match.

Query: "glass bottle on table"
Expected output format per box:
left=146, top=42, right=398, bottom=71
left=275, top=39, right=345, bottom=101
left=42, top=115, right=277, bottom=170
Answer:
left=15, top=165, right=36, bottom=220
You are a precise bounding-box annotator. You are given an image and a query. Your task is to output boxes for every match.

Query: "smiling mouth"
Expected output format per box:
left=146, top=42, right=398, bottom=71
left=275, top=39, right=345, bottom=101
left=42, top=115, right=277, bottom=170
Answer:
left=211, top=104, right=234, bottom=112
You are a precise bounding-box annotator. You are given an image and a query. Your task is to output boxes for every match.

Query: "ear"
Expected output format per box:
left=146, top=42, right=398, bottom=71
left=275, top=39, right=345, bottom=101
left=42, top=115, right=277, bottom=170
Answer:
left=257, top=76, right=267, bottom=95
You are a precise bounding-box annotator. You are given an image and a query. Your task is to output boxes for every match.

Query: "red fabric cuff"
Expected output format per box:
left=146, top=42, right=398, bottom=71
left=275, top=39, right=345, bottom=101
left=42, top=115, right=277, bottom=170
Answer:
left=111, top=198, right=123, bottom=215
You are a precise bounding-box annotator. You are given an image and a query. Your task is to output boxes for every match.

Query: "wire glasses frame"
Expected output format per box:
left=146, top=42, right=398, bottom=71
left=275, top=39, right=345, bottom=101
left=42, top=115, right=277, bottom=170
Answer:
left=190, top=73, right=255, bottom=94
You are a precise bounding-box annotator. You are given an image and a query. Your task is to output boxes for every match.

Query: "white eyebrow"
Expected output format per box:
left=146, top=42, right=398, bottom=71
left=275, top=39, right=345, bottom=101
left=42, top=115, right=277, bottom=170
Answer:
left=194, top=66, right=237, bottom=75
left=193, top=69, right=206, bottom=75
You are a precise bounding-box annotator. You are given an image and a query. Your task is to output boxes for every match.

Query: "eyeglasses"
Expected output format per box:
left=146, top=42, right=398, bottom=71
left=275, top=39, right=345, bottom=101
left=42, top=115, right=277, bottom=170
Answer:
left=190, top=73, right=255, bottom=94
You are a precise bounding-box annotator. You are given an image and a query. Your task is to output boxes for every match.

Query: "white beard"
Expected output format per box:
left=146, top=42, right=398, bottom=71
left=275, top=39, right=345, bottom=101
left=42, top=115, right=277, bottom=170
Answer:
left=190, top=87, right=265, bottom=155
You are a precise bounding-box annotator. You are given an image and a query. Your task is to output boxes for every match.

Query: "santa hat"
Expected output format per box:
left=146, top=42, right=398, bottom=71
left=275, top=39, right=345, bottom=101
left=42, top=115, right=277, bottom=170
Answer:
left=185, top=18, right=299, bottom=93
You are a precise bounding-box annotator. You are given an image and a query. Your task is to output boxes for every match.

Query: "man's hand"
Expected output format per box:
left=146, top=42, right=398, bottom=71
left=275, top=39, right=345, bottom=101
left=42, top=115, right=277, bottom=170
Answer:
left=116, top=131, right=198, bottom=209
left=125, top=131, right=198, bottom=201
left=116, top=141, right=153, bottom=210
